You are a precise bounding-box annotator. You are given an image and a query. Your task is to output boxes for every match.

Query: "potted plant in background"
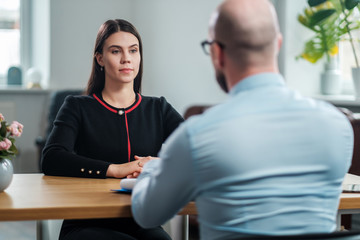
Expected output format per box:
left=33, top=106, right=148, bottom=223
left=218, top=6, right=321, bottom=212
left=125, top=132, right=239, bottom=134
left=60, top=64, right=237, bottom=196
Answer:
left=297, top=0, right=360, bottom=96
left=0, top=113, right=23, bottom=192
left=297, top=0, right=344, bottom=95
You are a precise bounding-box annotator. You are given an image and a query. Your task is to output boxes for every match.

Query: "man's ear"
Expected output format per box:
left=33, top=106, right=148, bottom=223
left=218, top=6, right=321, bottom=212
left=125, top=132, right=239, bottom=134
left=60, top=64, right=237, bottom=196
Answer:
left=276, top=33, right=283, bottom=55
left=95, top=52, right=104, bottom=67
left=211, top=43, right=225, bottom=70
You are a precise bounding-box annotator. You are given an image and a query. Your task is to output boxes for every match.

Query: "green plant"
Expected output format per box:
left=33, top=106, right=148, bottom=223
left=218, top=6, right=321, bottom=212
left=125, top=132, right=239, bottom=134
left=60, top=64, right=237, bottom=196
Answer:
left=297, top=0, right=360, bottom=64
left=336, top=0, right=360, bottom=67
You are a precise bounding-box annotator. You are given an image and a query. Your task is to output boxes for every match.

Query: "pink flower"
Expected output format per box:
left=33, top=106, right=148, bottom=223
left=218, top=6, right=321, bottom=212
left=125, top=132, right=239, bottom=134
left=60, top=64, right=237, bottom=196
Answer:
left=0, top=138, right=12, bottom=151
left=9, top=121, right=24, bottom=137
left=0, top=113, right=4, bottom=122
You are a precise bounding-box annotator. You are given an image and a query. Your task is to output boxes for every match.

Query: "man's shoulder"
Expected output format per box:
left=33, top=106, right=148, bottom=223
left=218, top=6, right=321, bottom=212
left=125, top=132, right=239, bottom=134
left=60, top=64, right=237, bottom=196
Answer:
left=301, top=96, right=347, bottom=118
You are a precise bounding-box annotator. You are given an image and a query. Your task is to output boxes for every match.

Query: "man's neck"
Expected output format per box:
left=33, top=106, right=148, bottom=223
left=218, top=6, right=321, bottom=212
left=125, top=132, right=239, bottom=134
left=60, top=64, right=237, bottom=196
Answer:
left=226, top=63, right=279, bottom=91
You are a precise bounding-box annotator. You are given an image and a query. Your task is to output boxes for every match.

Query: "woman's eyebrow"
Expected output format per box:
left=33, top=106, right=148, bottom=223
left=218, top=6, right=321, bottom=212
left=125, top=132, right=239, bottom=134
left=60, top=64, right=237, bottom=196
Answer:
left=108, top=44, right=139, bottom=49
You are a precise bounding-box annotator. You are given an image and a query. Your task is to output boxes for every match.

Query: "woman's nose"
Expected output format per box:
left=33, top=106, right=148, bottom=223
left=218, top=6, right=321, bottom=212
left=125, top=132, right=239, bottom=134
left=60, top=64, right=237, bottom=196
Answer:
left=121, top=52, right=131, bottom=64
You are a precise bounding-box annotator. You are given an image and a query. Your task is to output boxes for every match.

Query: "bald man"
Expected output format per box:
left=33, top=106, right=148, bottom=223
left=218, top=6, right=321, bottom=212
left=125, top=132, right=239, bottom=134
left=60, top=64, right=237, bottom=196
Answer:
left=131, top=0, right=354, bottom=239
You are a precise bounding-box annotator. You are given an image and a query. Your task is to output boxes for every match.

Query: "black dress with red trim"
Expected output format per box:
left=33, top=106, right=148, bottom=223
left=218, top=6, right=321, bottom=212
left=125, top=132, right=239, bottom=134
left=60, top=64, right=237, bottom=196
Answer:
left=41, top=92, right=184, bottom=178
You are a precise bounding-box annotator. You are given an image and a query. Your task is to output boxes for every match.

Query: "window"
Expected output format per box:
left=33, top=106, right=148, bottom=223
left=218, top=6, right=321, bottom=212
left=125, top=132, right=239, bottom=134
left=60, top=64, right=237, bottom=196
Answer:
left=0, top=0, right=20, bottom=85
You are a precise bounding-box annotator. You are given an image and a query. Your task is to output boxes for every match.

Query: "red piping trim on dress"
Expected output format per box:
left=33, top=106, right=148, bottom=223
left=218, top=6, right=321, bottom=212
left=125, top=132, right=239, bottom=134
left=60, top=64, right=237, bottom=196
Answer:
left=126, top=94, right=142, bottom=113
left=93, top=93, right=142, bottom=162
left=124, top=112, right=131, bottom=162
left=92, top=94, right=117, bottom=113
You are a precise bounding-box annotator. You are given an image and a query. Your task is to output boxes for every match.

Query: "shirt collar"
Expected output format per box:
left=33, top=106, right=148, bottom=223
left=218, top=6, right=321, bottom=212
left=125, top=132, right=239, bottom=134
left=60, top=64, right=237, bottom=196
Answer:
left=229, top=73, right=285, bottom=97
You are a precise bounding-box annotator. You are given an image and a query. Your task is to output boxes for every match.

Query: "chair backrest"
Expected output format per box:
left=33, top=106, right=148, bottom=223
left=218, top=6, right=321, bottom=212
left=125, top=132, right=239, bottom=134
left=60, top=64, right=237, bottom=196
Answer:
left=183, top=105, right=212, bottom=120
left=339, top=107, right=360, bottom=176
left=46, top=89, right=83, bottom=137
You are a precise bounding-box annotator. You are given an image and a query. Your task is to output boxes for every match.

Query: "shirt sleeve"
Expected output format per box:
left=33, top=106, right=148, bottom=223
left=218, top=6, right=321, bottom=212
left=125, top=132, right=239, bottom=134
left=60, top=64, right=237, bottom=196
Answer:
left=131, top=122, right=197, bottom=228
left=41, top=96, right=110, bottom=178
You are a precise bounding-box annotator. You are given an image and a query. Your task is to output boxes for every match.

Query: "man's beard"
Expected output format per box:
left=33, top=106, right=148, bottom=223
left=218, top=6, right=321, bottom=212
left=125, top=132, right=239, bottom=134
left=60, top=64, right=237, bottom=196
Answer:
left=216, top=70, right=229, bottom=93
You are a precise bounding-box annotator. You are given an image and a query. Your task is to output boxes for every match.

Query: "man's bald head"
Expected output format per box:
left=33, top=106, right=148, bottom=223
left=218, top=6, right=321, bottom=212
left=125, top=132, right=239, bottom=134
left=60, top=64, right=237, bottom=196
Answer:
left=210, top=0, right=281, bottom=66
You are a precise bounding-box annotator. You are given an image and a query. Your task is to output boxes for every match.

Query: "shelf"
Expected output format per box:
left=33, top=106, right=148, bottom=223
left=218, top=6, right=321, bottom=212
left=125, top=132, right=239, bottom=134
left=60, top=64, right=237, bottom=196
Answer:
left=0, top=85, right=50, bottom=95
left=314, top=94, right=360, bottom=106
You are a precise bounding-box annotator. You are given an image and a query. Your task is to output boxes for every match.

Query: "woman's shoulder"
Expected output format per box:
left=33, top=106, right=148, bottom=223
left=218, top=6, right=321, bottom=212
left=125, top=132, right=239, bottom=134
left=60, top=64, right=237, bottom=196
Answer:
left=65, top=94, right=96, bottom=104
left=58, top=94, right=100, bottom=113
left=140, top=94, right=182, bottom=119
left=140, top=95, right=169, bottom=104
left=140, top=95, right=176, bottom=111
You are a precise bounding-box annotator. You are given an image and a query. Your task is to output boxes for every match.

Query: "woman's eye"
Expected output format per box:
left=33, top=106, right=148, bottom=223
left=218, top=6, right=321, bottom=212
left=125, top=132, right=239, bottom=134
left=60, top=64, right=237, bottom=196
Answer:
left=112, top=50, right=120, bottom=54
left=130, top=49, right=138, bottom=54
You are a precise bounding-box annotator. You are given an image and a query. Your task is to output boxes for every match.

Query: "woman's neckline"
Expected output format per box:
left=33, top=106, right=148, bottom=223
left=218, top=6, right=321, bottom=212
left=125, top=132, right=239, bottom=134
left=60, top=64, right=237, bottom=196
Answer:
left=93, top=92, right=141, bottom=111
left=101, top=91, right=137, bottom=110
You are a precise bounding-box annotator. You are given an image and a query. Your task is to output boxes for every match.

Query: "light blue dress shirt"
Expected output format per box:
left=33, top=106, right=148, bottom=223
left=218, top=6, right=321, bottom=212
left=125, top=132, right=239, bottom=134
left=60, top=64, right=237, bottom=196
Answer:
left=132, top=73, right=354, bottom=240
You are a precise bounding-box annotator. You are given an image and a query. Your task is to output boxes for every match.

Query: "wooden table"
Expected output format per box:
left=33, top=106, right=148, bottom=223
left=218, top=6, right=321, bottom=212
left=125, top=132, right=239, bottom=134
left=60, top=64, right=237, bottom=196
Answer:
left=1, top=174, right=360, bottom=234
left=0, top=174, right=197, bottom=221
left=339, top=193, right=360, bottom=211
left=337, top=193, right=360, bottom=229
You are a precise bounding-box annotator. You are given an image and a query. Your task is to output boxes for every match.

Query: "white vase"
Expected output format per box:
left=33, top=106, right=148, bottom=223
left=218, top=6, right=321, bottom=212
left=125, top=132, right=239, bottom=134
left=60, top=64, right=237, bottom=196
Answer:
left=0, top=158, right=13, bottom=192
left=320, top=61, right=342, bottom=95
left=352, top=67, right=360, bottom=99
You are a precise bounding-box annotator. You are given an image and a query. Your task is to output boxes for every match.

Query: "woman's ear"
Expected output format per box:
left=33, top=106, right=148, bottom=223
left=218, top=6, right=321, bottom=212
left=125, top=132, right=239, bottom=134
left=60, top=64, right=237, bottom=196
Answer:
left=95, top=52, right=104, bottom=67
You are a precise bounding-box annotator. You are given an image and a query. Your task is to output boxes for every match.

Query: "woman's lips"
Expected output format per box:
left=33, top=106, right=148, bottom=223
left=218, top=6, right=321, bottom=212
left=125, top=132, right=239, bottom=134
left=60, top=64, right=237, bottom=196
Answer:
left=120, top=68, right=133, bottom=74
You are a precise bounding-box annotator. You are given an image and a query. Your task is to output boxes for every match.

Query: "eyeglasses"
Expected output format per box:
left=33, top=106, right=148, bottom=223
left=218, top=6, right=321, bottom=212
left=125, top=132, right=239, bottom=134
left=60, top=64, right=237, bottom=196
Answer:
left=201, top=40, right=225, bottom=55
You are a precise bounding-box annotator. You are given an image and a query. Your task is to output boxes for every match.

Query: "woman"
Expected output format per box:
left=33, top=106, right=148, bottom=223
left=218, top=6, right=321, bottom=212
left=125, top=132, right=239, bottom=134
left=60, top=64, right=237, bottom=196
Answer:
left=41, top=19, right=183, bottom=240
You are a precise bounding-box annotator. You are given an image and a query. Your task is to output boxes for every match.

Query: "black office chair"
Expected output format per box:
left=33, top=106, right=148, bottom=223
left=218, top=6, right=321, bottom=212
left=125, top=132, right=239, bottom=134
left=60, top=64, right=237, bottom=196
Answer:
left=183, top=105, right=212, bottom=120
left=35, top=89, right=83, bottom=171
left=235, top=231, right=360, bottom=240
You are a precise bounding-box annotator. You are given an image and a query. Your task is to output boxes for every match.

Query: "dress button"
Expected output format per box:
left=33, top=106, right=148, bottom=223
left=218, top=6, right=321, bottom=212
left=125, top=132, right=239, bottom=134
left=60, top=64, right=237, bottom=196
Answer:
left=88, top=170, right=92, bottom=174
left=96, top=171, right=100, bottom=175
left=118, top=110, right=124, bottom=115
left=81, top=168, right=85, bottom=172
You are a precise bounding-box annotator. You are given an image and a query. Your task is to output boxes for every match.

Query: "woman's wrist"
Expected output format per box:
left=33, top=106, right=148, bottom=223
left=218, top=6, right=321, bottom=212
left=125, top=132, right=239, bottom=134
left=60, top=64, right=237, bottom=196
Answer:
left=106, top=164, right=115, bottom=177
left=106, top=162, right=141, bottom=178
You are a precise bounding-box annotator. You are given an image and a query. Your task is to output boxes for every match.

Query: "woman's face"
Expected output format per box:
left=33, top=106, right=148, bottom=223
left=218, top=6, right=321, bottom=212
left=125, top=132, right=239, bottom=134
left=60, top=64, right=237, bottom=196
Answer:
left=96, top=31, right=141, bottom=86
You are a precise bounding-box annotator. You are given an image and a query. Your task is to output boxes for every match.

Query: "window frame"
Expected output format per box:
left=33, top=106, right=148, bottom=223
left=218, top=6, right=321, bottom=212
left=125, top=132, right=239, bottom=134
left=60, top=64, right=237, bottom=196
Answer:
left=20, top=0, right=31, bottom=79
left=0, top=0, right=31, bottom=86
